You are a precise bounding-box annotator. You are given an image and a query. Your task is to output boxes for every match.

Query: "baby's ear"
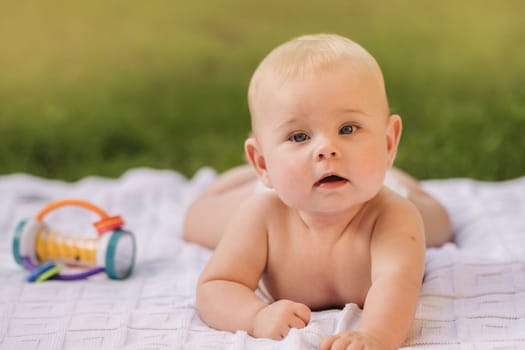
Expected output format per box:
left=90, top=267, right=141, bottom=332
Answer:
left=245, top=137, right=273, bottom=188
left=386, top=114, right=402, bottom=167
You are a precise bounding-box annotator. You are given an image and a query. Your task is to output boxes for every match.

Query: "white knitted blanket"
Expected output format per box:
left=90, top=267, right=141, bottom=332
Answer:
left=0, top=168, right=524, bottom=349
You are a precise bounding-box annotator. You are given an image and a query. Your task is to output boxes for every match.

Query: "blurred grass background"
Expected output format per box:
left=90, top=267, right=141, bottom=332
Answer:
left=1, top=0, right=524, bottom=181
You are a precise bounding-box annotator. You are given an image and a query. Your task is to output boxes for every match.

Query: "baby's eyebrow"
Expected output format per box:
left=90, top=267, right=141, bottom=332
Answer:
left=275, top=117, right=303, bottom=130
left=338, top=108, right=382, bottom=121
left=339, top=108, right=368, bottom=117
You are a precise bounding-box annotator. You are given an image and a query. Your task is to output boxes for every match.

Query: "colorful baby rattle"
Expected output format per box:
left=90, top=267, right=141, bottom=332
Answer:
left=12, top=199, right=136, bottom=282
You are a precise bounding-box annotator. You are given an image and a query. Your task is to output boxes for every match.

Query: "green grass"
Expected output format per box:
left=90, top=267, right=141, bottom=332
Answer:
left=1, top=0, right=524, bottom=181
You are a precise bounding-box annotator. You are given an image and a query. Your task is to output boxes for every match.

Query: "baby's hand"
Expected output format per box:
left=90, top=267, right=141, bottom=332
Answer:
left=252, top=299, right=311, bottom=339
left=319, top=331, right=388, bottom=350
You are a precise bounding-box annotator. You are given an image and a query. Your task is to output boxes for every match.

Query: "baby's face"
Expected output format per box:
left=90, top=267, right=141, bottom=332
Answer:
left=252, top=60, right=399, bottom=214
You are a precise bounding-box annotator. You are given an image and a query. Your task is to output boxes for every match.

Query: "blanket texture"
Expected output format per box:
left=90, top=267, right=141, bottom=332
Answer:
left=0, top=168, right=524, bottom=349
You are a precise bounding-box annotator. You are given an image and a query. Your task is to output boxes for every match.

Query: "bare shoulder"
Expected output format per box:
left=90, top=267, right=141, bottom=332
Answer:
left=243, top=191, right=289, bottom=220
left=198, top=192, right=283, bottom=288
left=369, top=189, right=426, bottom=268
left=218, top=191, right=287, bottom=244
left=373, top=188, right=424, bottom=233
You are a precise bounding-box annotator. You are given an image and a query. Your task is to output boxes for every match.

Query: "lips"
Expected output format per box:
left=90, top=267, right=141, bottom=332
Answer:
left=314, top=174, right=348, bottom=187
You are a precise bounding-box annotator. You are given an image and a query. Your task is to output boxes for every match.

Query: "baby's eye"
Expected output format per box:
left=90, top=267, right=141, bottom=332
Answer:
left=289, top=132, right=310, bottom=142
left=339, top=125, right=355, bottom=135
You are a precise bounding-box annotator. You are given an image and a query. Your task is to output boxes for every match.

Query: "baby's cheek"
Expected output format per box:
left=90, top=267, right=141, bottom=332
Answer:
left=268, top=156, right=311, bottom=200
left=355, top=157, right=386, bottom=185
left=274, top=177, right=309, bottom=208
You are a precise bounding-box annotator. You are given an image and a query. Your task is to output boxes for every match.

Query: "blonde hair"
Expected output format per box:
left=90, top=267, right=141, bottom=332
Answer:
left=247, top=34, right=385, bottom=128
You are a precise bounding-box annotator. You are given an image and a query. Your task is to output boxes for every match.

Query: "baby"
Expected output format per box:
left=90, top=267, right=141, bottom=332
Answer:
left=185, top=34, right=453, bottom=350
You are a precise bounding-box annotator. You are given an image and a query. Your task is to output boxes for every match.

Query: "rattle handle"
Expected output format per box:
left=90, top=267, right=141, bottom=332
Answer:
left=36, top=199, right=109, bottom=221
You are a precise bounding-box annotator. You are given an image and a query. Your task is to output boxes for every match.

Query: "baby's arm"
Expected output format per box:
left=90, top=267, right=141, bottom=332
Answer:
left=321, top=199, right=426, bottom=350
left=197, top=196, right=311, bottom=339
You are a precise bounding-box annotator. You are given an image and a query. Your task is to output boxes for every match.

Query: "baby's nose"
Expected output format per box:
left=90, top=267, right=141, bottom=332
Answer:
left=317, top=150, right=337, bottom=160
left=316, top=144, right=339, bottom=160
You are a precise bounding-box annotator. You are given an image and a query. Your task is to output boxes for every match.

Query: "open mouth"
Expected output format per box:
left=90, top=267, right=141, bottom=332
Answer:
left=314, top=175, right=348, bottom=187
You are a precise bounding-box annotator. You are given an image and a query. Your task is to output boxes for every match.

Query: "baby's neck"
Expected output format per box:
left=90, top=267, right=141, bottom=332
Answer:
left=294, top=204, right=366, bottom=241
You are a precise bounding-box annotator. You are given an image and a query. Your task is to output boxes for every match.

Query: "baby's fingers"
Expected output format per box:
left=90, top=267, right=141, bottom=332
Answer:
left=293, top=302, right=312, bottom=324
left=283, top=302, right=310, bottom=333
left=288, top=314, right=307, bottom=329
left=319, top=334, right=338, bottom=350
left=319, top=331, right=386, bottom=350
left=319, top=332, right=359, bottom=350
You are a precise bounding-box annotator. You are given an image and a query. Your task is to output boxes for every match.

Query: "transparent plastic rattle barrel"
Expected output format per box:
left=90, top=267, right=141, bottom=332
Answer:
left=13, top=217, right=136, bottom=280
left=36, top=225, right=99, bottom=267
